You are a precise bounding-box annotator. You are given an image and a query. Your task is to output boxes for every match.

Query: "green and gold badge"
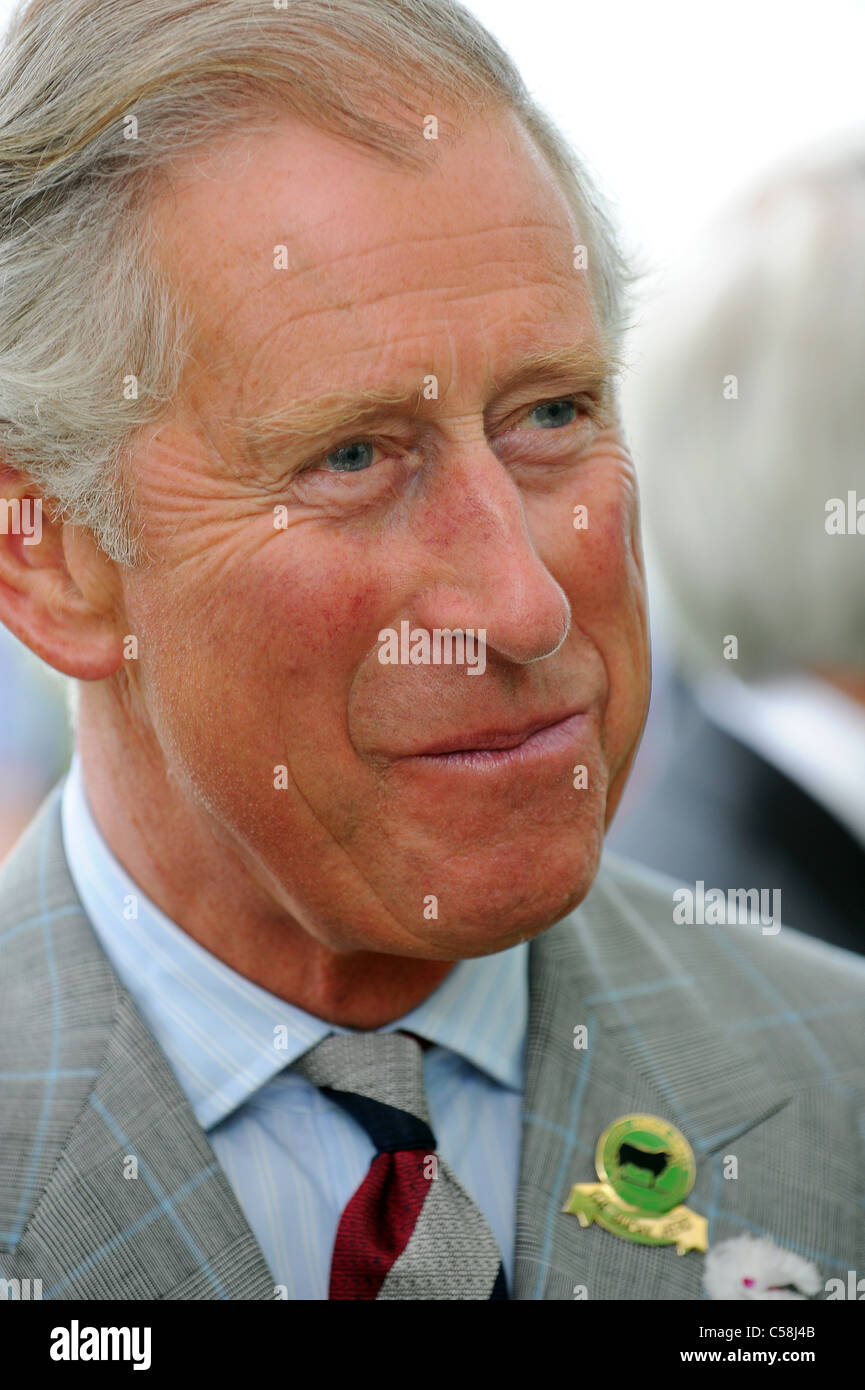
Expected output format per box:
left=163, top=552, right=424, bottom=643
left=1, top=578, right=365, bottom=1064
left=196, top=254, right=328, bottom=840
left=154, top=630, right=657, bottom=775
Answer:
left=562, top=1114, right=708, bottom=1254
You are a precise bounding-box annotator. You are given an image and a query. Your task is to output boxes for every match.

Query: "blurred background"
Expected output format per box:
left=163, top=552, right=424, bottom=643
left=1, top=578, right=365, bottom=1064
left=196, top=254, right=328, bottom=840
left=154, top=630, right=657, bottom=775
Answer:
left=1, top=0, right=864, bottom=952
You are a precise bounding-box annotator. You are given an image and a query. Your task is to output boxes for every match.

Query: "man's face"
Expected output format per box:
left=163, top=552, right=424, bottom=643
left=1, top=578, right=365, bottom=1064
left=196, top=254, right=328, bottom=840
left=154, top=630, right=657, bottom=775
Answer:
left=118, top=110, right=649, bottom=960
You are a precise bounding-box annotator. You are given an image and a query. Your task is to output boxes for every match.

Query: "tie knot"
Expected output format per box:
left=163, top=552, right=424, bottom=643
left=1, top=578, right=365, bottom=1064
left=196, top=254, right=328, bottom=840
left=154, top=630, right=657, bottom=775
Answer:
left=291, top=1030, right=436, bottom=1154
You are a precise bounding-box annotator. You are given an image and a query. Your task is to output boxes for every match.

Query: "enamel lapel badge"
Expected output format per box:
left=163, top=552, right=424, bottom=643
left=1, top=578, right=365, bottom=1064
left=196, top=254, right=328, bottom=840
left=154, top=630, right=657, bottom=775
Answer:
left=562, top=1113, right=708, bottom=1255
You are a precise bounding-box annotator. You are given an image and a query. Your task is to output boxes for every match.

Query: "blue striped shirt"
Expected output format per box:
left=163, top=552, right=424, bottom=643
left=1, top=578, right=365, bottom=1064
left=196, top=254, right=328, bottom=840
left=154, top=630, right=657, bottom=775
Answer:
left=60, top=756, right=527, bottom=1298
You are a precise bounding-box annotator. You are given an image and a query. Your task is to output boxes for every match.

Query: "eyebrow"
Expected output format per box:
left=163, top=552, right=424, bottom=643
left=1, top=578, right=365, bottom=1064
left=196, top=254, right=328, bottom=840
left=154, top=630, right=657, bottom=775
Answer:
left=236, top=340, right=621, bottom=469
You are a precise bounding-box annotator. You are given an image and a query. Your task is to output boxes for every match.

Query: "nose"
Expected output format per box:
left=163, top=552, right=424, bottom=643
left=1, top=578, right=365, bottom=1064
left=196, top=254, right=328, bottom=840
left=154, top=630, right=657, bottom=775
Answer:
left=409, top=443, right=572, bottom=667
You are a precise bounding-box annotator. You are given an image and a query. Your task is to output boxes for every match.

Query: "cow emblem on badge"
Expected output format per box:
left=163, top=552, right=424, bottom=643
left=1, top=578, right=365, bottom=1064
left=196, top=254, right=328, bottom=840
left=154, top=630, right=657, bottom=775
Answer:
left=562, top=1113, right=708, bottom=1254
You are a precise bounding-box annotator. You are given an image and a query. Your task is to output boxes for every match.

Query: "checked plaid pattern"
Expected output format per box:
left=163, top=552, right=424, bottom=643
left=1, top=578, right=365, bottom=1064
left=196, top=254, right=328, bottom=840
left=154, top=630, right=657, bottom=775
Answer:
left=292, top=1030, right=508, bottom=1300
left=3, top=787, right=865, bottom=1300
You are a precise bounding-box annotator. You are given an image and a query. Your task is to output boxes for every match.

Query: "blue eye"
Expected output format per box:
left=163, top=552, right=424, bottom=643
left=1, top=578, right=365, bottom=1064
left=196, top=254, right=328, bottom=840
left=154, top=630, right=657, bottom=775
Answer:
left=530, top=399, right=577, bottom=428
left=325, top=441, right=375, bottom=472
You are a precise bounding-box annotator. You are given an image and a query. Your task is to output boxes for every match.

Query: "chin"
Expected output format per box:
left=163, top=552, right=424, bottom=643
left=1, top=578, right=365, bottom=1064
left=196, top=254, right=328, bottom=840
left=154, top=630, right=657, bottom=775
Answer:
left=399, top=831, right=604, bottom=960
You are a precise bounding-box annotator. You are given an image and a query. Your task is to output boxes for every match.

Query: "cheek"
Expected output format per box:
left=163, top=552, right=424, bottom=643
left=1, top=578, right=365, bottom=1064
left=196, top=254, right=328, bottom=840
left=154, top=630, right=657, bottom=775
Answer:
left=542, top=458, right=646, bottom=629
left=538, top=460, right=649, bottom=738
left=244, top=536, right=392, bottom=676
left=121, top=536, right=389, bottom=760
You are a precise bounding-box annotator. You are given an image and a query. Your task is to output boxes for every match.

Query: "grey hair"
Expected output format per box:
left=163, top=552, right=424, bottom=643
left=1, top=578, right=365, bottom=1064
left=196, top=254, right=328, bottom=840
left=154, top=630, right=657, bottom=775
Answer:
left=625, top=132, right=865, bottom=680
left=0, top=0, right=634, bottom=566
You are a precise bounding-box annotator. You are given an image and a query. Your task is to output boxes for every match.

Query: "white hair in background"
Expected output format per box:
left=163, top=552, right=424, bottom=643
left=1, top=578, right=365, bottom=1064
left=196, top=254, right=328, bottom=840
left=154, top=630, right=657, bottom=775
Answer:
left=0, top=0, right=633, bottom=568
left=624, top=131, right=865, bottom=681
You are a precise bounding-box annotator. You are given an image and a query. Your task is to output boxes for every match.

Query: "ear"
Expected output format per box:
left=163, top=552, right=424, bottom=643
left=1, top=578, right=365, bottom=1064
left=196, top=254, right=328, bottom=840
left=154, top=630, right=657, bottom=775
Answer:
left=0, top=467, right=127, bottom=679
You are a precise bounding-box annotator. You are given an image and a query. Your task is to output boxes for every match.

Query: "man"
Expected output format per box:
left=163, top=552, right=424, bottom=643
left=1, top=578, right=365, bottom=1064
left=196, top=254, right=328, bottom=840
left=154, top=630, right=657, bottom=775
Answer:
left=0, top=0, right=862, bottom=1302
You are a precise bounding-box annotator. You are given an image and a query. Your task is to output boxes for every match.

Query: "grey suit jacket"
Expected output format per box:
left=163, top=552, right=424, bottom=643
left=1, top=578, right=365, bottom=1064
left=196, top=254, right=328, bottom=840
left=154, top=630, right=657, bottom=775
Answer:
left=2, top=787, right=864, bottom=1299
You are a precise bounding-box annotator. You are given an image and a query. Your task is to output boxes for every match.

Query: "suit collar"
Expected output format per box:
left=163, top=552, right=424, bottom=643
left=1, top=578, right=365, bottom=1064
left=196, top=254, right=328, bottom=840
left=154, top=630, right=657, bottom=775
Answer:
left=514, top=858, right=795, bottom=1300
left=0, top=789, right=276, bottom=1300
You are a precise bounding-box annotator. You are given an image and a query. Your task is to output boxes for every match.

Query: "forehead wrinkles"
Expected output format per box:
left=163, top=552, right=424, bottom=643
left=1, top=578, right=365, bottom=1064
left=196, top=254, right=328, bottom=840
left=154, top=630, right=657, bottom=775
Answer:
left=190, top=214, right=585, bottom=443
left=199, top=214, right=579, bottom=361
left=154, top=113, right=584, bottom=374
left=153, top=119, right=590, bottom=441
left=232, top=273, right=591, bottom=451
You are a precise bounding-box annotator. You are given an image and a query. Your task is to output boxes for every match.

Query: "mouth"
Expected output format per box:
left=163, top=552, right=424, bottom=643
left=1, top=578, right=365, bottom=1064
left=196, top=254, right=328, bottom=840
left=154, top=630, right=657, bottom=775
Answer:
left=404, top=710, right=587, bottom=771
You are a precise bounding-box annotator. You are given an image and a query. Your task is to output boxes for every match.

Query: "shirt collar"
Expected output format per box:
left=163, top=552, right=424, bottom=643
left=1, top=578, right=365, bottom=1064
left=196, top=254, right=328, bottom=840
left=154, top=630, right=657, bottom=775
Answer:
left=61, top=755, right=527, bottom=1130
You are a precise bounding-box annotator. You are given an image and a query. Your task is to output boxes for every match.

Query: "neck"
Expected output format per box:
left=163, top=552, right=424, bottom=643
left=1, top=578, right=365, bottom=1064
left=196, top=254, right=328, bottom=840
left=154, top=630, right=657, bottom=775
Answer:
left=74, top=685, right=452, bottom=1028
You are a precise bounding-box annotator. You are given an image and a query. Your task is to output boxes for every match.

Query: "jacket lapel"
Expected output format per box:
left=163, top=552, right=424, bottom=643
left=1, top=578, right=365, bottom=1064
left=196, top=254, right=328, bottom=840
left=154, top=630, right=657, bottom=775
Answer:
left=513, top=856, right=862, bottom=1299
left=0, top=790, right=276, bottom=1300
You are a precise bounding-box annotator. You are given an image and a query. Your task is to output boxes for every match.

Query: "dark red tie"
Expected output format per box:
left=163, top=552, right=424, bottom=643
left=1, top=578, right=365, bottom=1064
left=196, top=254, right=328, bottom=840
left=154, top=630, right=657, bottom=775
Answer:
left=292, top=1031, right=508, bottom=1300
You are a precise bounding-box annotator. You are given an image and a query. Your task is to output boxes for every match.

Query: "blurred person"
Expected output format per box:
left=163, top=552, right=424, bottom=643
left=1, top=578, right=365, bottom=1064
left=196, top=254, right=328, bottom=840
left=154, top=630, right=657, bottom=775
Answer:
left=609, top=137, right=865, bottom=954
left=0, top=0, right=864, bottom=1306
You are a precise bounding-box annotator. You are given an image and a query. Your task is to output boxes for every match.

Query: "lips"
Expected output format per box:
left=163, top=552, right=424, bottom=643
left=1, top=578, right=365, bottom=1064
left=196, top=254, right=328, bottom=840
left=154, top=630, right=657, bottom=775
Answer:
left=405, top=709, right=584, bottom=760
